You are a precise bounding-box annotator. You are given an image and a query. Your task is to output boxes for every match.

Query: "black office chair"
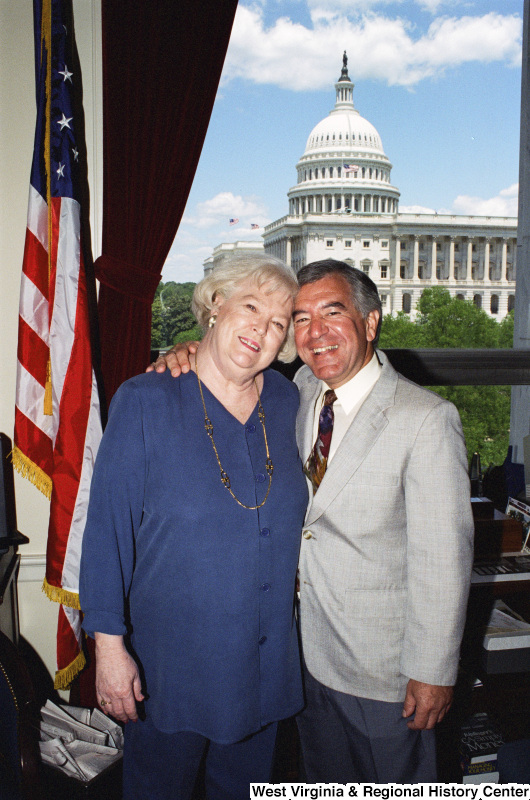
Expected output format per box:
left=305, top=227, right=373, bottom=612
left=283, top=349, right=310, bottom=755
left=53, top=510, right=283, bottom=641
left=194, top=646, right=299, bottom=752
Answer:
left=0, top=630, right=44, bottom=800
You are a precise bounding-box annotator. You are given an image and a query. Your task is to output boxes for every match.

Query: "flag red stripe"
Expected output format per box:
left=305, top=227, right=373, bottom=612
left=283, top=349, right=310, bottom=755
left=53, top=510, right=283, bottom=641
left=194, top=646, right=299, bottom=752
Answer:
left=47, top=400, right=92, bottom=589
left=14, top=407, right=54, bottom=477
left=21, top=227, right=49, bottom=300
left=46, top=253, right=93, bottom=588
left=17, top=317, right=49, bottom=387
left=56, top=605, right=84, bottom=675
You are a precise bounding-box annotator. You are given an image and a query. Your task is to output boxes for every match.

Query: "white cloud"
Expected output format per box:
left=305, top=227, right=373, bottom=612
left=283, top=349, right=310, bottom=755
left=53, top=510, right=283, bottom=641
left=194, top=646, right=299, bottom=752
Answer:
left=415, top=0, right=448, bottom=12
left=307, top=0, right=483, bottom=16
left=413, top=14, right=523, bottom=70
left=401, top=186, right=519, bottom=217
left=162, top=250, right=211, bottom=284
left=309, top=0, right=398, bottom=14
left=452, top=183, right=519, bottom=217
left=222, top=5, right=521, bottom=89
left=185, top=192, right=269, bottom=230
left=162, top=192, right=270, bottom=282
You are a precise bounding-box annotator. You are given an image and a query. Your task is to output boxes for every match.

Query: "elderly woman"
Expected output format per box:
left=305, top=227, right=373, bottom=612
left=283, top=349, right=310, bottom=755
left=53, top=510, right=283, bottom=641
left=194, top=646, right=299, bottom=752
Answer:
left=79, top=255, right=308, bottom=800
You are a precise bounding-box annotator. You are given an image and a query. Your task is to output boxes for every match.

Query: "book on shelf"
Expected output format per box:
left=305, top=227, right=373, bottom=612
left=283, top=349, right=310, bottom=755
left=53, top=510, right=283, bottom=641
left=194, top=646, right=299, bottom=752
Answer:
left=485, top=599, right=530, bottom=637
left=463, top=769, right=499, bottom=784
left=481, top=600, right=530, bottom=675
left=460, top=712, right=504, bottom=766
left=505, top=497, right=530, bottom=552
left=462, top=758, right=499, bottom=783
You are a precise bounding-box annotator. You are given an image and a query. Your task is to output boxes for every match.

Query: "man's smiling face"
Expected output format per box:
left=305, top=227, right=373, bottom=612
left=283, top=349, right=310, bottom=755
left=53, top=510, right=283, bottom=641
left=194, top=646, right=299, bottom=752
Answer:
left=293, top=274, right=380, bottom=389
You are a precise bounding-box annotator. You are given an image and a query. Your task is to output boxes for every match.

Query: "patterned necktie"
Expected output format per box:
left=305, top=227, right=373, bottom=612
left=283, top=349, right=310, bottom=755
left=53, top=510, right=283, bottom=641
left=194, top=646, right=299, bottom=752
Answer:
left=304, top=389, right=337, bottom=494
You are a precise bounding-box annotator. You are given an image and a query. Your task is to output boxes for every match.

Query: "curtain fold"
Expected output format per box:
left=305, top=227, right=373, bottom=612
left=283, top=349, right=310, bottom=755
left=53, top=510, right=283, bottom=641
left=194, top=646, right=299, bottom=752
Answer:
left=95, top=0, right=238, bottom=401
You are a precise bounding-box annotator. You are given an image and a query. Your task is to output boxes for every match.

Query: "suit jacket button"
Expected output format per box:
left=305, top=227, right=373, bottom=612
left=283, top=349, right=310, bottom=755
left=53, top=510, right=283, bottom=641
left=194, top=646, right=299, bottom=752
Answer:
left=303, top=530, right=313, bottom=539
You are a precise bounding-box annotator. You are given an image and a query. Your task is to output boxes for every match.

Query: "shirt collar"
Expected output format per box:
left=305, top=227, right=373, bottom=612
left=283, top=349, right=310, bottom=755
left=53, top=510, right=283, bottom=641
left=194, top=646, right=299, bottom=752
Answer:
left=321, top=352, right=382, bottom=416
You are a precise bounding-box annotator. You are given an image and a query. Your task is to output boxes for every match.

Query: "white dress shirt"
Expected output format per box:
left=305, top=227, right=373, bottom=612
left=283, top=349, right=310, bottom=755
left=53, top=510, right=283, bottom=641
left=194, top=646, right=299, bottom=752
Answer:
left=310, top=352, right=382, bottom=463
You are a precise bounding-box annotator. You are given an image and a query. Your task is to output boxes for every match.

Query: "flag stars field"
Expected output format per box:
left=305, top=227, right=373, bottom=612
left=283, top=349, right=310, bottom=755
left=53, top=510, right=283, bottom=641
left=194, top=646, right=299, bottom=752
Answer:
left=57, top=112, right=72, bottom=130
left=58, top=65, right=73, bottom=82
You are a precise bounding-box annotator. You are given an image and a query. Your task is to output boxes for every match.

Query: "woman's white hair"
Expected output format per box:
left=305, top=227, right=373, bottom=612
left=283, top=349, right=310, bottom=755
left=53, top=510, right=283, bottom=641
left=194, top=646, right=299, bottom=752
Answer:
left=192, top=254, right=299, bottom=363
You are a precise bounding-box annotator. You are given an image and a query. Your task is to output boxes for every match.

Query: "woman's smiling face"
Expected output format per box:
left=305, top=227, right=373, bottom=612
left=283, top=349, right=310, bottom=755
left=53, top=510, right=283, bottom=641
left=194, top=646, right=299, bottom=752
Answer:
left=210, top=277, right=293, bottom=377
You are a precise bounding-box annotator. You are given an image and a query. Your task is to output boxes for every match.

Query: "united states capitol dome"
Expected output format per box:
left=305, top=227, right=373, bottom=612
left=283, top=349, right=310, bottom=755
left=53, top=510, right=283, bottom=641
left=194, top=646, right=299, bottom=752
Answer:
left=288, top=53, right=399, bottom=217
left=304, top=55, right=385, bottom=158
left=305, top=108, right=384, bottom=156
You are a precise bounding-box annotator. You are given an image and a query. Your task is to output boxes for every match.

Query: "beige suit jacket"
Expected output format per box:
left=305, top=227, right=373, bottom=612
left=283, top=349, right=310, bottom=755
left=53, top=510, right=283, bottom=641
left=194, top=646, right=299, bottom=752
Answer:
left=295, top=351, right=474, bottom=703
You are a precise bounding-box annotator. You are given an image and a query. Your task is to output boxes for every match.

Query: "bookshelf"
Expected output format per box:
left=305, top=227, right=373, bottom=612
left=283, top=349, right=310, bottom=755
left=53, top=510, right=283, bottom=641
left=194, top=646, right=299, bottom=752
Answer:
left=438, top=498, right=530, bottom=782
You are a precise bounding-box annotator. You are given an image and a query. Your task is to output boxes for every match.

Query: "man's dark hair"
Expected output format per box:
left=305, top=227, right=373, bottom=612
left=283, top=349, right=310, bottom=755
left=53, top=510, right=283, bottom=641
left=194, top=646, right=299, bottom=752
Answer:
left=297, top=259, right=382, bottom=344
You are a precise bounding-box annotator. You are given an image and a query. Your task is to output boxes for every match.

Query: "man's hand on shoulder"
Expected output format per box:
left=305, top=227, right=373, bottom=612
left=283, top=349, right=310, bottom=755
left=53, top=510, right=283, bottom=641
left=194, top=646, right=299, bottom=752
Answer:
left=402, top=679, right=453, bottom=730
left=145, top=342, right=199, bottom=377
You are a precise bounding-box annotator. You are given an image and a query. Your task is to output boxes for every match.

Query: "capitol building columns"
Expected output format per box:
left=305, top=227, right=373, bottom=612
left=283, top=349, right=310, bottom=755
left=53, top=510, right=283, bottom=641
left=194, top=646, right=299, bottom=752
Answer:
left=431, top=238, right=439, bottom=282
left=484, top=239, right=491, bottom=282
left=465, top=239, right=473, bottom=282
left=502, top=239, right=508, bottom=281
left=394, top=238, right=401, bottom=282
left=449, top=238, right=456, bottom=281
left=413, top=237, right=420, bottom=281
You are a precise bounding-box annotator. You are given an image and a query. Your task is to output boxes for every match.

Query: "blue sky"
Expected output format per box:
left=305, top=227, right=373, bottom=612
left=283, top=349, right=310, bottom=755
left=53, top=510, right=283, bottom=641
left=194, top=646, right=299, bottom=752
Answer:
left=162, top=0, right=523, bottom=284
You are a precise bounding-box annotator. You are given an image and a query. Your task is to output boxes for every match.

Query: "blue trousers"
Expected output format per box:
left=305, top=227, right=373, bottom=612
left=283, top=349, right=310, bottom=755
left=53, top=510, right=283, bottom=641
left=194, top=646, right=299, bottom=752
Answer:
left=123, top=714, right=278, bottom=800
left=297, top=664, right=437, bottom=783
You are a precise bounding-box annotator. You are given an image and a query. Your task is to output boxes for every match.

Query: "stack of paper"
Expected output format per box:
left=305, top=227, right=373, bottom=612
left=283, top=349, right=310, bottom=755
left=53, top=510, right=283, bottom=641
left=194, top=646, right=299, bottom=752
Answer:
left=39, top=700, right=123, bottom=781
left=484, top=600, right=530, bottom=650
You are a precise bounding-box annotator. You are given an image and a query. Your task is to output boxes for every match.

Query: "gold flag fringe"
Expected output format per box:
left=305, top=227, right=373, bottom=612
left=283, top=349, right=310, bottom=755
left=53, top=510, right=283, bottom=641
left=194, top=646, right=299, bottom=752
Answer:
left=43, top=580, right=85, bottom=689
left=54, top=648, right=86, bottom=691
left=11, top=447, right=52, bottom=499
left=42, top=577, right=82, bottom=610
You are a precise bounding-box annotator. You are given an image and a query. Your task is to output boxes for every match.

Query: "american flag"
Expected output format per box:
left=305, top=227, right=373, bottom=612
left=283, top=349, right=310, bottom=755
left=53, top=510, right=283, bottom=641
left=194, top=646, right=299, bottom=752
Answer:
left=13, top=0, right=102, bottom=689
left=229, top=218, right=239, bottom=225
left=343, top=164, right=359, bottom=173
left=250, top=223, right=260, bottom=230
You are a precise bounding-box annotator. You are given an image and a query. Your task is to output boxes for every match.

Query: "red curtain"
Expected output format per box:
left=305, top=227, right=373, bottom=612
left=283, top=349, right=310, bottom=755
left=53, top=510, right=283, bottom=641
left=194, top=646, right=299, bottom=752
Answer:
left=95, top=0, right=238, bottom=402
left=77, top=0, right=238, bottom=708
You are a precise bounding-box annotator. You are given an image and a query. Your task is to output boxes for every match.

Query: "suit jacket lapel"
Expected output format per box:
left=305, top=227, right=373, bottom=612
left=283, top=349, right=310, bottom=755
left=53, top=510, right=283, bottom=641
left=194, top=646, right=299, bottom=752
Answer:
left=295, top=368, right=322, bottom=463
left=305, top=352, right=399, bottom=526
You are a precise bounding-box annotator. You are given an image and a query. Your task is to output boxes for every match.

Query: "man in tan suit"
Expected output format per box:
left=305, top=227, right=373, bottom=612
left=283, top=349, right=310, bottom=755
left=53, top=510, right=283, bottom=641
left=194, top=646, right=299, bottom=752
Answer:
left=292, top=259, right=474, bottom=783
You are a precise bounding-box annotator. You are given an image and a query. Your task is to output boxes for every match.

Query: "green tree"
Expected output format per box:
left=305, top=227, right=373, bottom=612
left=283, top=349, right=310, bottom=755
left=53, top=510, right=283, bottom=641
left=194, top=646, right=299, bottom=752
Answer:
left=416, top=286, right=452, bottom=317
left=378, top=312, right=425, bottom=348
left=431, top=385, right=511, bottom=467
left=151, top=281, right=203, bottom=348
left=380, top=288, right=512, bottom=468
left=417, top=288, right=500, bottom=348
left=151, top=297, right=167, bottom=349
left=497, top=310, right=514, bottom=347
left=165, top=294, right=197, bottom=342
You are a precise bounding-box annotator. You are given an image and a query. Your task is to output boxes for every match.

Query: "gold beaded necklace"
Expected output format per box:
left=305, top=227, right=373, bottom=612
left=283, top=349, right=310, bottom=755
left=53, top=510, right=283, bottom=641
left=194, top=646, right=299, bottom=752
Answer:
left=195, top=355, right=274, bottom=510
